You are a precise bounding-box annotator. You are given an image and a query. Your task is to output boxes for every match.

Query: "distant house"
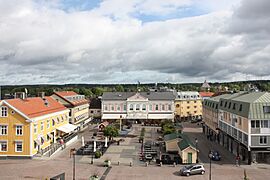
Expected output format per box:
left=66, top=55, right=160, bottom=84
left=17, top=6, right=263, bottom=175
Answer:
left=51, top=91, right=90, bottom=130
left=164, top=133, right=198, bottom=164
left=199, top=92, right=215, bottom=101
left=89, top=98, right=101, bottom=118
left=201, top=80, right=211, bottom=91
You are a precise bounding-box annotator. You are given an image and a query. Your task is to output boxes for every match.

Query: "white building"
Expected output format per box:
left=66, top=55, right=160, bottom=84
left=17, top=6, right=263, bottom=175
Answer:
left=101, top=92, right=175, bottom=123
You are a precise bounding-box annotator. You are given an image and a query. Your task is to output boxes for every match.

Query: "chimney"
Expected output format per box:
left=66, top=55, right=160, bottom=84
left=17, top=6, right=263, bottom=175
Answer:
left=15, top=92, right=26, bottom=100
left=38, top=92, right=45, bottom=98
left=43, top=98, right=49, bottom=107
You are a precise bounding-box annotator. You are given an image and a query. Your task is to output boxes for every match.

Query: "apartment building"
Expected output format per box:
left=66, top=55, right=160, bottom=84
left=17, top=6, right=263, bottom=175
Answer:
left=51, top=91, right=90, bottom=130
left=0, top=96, right=73, bottom=158
left=101, top=92, right=175, bottom=124
left=174, top=91, right=202, bottom=121
left=203, top=92, right=270, bottom=164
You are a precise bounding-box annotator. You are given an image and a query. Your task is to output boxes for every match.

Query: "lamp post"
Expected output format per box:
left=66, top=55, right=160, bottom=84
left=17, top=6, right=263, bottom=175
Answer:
left=72, top=148, right=76, bottom=180
left=195, top=138, right=198, bottom=163
left=91, top=140, right=96, bottom=164
left=208, top=151, right=213, bottom=180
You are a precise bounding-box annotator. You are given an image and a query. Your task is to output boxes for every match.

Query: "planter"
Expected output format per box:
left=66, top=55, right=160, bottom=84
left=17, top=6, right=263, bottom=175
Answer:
left=104, top=160, right=111, bottom=167
left=89, top=176, right=99, bottom=180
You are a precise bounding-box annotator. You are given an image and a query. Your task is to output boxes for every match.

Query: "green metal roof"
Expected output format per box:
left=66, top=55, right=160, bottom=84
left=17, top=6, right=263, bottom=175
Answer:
left=164, top=133, right=181, bottom=141
left=177, top=134, right=196, bottom=151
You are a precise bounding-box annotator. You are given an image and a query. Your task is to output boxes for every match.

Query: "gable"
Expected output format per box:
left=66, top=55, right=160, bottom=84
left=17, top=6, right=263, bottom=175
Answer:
left=127, top=93, right=148, bottom=101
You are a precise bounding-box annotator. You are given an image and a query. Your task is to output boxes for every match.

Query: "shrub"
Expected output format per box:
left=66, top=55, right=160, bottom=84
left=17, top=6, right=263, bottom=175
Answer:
left=95, top=150, right=102, bottom=158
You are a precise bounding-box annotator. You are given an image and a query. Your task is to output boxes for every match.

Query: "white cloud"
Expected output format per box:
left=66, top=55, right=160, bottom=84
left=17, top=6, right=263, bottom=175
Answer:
left=0, top=0, right=269, bottom=85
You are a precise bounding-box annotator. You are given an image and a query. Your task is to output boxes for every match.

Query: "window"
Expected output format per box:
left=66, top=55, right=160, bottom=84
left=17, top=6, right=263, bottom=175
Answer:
left=259, top=136, right=267, bottom=145
left=15, top=141, right=23, bottom=152
left=228, top=102, right=231, bottom=109
left=136, top=104, right=140, bottom=111
left=41, top=122, right=44, bottom=131
left=220, top=101, right=223, bottom=107
left=244, top=134, right=248, bottom=144
left=149, top=104, right=152, bottom=111
left=0, top=106, right=8, bottom=117
left=194, top=111, right=197, bottom=114
left=47, top=120, right=50, bottom=128
left=194, top=101, right=197, bottom=103
left=16, top=125, right=23, bottom=135
left=162, top=105, right=165, bottom=111
left=142, top=104, right=146, bottom=111
left=168, top=105, right=171, bottom=111
left=233, top=128, right=237, bottom=138
left=261, top=120, right=269, bottom=128
left=263, top=106, right=270, bottom=113
left=52, top=119, right=55, bottom=126
left=0, top=125, right=7, bottom=135
left=111, top=105, right=114, bottom=111
left=194, top=106, right=197, bottom=109
left=233, top=103, right=236, bottom=110
left=187, top=106, right=190, bottom=109
left=34, top=124, right=37, bottom=133
left=117, top=105, right=120, bottom=111
left=123, top=104, right=127, bottom=111
left=104, top=105, right=108, bottom=111
left=0, top=141, right=7, bottom=152
left=224, top=101, right=227, bottom=108
left=176, top=104, right=180, bottom=108
left=239, top=104, right=242, bottom=111
left=251, top=120, right=260, bottom=128
left=187, top=101, right=190, bottom=104
left=239, top=117, right=242, bottom=126
left=130, top=104, right=134, bottom=111
left=155, top=105, right=159, bottom=111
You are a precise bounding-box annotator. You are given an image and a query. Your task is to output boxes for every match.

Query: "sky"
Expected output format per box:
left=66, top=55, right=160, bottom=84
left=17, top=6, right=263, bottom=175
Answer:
left=0, top=0, right=270, bottom=85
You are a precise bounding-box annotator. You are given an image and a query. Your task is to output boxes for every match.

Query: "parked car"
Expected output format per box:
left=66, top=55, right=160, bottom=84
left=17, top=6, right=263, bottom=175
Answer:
left=211, top=151, right=221, bottom=161
left=180, top=164, right=205, bottom=176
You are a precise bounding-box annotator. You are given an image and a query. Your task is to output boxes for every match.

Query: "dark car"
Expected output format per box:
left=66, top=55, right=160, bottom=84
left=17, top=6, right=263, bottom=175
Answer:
left=180, top=164, right=205, bottom=176
left=211, top=151, right=221, bottom=161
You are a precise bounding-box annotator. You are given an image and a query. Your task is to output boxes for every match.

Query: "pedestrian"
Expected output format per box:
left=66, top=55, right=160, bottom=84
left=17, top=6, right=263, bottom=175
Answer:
left=236, top=155, right=240, bottom=166
left=60, top=138, right=64, bottom=150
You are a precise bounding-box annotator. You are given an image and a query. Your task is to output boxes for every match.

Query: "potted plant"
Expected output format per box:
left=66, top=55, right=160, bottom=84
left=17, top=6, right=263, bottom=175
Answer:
left=104, top=158, right=111, bottom=167
left=89, top=171, right=100, bottom=180
left=95, top=150, right=102, bottom=158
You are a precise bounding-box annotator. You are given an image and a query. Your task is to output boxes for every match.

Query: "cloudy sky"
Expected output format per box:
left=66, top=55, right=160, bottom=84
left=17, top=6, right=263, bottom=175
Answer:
left=0, top=0, right=269, bottom=85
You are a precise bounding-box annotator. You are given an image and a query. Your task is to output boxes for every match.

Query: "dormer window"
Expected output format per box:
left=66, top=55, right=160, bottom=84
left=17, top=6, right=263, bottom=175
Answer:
left=0, top=106, right=8, bottom=117
left=239, top=104, right=242, bottom=112
left=233, top=103, right=236, bottom=110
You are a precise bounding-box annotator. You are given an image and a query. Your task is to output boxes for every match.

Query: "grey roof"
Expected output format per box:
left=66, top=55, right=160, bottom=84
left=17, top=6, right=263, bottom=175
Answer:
left=217, top=92, right=270, bottom=119
left=102, top=92, right=175, bottom=101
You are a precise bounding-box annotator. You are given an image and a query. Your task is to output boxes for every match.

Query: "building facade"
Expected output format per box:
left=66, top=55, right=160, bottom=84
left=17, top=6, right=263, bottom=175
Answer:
left=174, top=91, right=202, bottom=121
left=203, top=92, right=270, bottom=164
left=89, top=98, right=102, bottom=119
left=51, top=91, right=90, bottom=130
left=101, top=92, right=175, bottom=123
left=0, top=96, right=73, bottom=158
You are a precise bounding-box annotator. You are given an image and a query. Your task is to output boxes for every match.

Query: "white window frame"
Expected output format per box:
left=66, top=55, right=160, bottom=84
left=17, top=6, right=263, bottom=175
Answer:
left=0, top=125, right=8, bottom=135
left=33, top=123, right=37, bottom=134
left=0, top=106, right=8, bottom=117
left=16, top=125, right=23, bottom=136
left=259, top=136, right=267, bottom=145
left=40, top=122, right=44, bottom=131
left=136, top=104, right=140, bottom=111
left=0, top=141, right=7, bottom=152
left=15, top=141, right=23, bottom=152
left=142, top=104, right=146, bottom=111
left=130, top=104, right=134, bottom=111
left=47, top=120, right=50, bottom=129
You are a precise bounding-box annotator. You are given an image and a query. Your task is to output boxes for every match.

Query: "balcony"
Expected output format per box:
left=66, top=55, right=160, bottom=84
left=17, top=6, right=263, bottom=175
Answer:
left=251, top=128, right=260, bottom=134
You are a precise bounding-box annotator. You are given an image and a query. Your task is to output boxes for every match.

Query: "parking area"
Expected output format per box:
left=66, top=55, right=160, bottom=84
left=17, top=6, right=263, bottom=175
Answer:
left=182, top=122, right=236, bottom=165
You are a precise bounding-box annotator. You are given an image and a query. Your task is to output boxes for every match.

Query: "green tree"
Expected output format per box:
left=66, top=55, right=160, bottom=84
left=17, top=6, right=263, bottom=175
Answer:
left=115, top=85, right=124, bottom=92
left=103, top=126, right=119, bottom=140
left=91, top=87, right=104, bottom=96
left=79, top=87, right=93, bottom=97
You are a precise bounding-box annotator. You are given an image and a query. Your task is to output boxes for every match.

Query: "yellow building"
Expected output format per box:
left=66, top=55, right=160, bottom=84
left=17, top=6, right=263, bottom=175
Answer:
left=174, top=91, right=202, bottom=121
left=0, top=96, right=75, bottom=158
left=51, top=91, right=90, bottom=130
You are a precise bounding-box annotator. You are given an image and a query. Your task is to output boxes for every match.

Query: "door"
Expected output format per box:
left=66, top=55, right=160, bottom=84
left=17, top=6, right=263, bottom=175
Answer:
left=188, top=153, right=192, bottom=164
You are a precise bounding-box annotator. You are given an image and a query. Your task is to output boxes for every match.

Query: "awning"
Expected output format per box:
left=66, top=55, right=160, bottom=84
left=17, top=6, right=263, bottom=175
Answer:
left=35, top=139, right=41, bottom=146
left=56, top=123, right=77, bottom=133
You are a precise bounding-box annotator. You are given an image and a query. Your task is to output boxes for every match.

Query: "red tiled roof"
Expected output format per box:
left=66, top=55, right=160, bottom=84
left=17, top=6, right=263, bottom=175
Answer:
left=199, top=92, right=215, bottom=97
left=54, top=91, right=89, bottom=106
left=5, top=97, right=67, bottom=118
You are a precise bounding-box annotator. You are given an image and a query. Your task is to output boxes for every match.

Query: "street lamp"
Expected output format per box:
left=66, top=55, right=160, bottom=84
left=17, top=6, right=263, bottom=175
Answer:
left=72, top=148, right=76, bottom=180
left=91, top=140, right=96, bottom=164
left=208, top=151, right=213, bottom=180
left=195, top=138, right=198, bottom=163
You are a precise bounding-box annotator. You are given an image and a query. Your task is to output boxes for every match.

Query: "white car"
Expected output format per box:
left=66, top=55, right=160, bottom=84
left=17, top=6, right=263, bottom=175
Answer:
left=180, top=164, right=205, bottom=176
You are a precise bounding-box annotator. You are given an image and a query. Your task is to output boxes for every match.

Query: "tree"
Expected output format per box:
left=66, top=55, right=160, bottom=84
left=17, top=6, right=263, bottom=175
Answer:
left=115, top=85, right=124, bottom=92
left=103, top=126, right=119, bottom=140
left=91, top=87, right=104, bottom=96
